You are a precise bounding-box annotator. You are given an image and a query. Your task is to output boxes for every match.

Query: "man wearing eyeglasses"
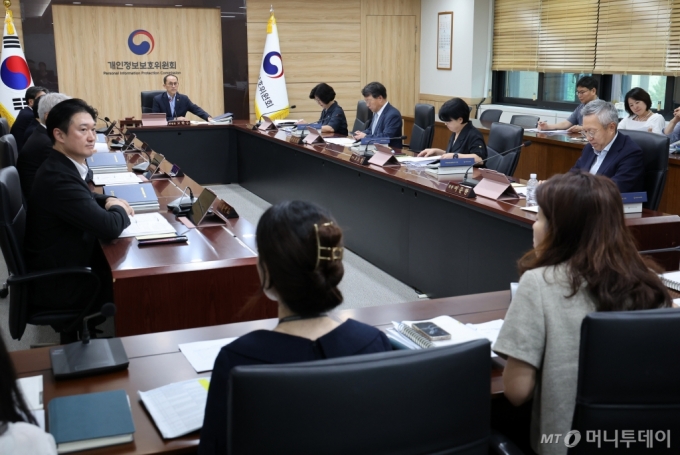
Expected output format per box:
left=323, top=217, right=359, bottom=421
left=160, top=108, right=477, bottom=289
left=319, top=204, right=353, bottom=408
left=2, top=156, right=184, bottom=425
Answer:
left=537, top=76, right=599, bottom=133
left=570, top=99, right=644, bottom=193
left=152, top=74, right=213, bottom=122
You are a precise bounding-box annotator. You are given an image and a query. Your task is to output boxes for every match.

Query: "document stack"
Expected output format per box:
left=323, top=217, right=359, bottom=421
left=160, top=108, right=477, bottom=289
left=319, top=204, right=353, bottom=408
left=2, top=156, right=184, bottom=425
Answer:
left=87, top=152, right=127, bottom=174
left=103, top=182, right=160, bottom=212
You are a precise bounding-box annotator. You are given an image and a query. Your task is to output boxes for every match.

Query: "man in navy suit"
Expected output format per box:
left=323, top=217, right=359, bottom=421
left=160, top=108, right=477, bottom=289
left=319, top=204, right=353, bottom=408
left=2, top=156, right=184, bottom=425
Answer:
left=571, top=99, right=644, bottom=193
left=152, top=74, right=212, bottom=121
left=352, top=81, right=403, bottom=148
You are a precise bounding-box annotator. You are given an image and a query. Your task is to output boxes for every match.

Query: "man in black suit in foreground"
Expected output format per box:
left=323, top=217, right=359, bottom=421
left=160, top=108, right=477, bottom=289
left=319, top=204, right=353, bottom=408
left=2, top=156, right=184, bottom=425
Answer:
left=17, top=92, right=71, bottom=197
left=25, top=99, right=134, bottom=335
left=152, top=74, right=212, bottom=121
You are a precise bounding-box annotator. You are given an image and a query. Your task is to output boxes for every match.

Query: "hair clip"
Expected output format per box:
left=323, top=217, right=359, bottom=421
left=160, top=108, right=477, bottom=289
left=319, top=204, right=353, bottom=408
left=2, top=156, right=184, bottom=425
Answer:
left=314, top=222, right=343, bottom=268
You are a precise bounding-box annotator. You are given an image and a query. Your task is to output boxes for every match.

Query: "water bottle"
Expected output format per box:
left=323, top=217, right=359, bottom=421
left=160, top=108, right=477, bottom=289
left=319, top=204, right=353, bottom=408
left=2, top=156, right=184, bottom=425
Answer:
left=526, top=173, right=538, bottom=207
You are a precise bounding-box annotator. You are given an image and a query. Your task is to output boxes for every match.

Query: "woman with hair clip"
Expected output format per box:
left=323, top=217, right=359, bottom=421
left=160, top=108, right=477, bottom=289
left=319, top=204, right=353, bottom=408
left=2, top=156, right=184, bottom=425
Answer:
left=297, top=83, right=348, bottom=136
left=493, top=171, right=671, bottom=455
left=198, top=200, right=391, bottom=455
left=0, top=331, right=57, bottom=454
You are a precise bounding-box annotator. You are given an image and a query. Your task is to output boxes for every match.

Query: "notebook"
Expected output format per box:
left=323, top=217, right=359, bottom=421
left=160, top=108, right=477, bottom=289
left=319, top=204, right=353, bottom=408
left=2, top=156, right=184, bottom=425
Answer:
left=48, top=389, right=135, bottom=453
left=659, top=271, right=680, bottom=292
left=103, top=182, right=159, bottom=212
left=386, top=315, right=502, bottom=356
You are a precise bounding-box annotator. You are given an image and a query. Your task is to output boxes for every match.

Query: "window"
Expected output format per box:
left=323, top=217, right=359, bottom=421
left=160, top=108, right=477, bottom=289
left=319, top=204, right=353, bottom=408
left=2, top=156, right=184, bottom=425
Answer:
left=495, top=71, right=594, bottom=110
left=543, top=73, right=591, bottom=103
left=614, top=75, right=668, bottom=111
left=505, top=71, right=539, bottom=100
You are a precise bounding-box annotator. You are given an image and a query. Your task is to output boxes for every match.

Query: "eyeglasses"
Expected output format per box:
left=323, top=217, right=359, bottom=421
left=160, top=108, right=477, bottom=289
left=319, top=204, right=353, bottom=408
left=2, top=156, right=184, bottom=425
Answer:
left=581, top=129, right=599, bottom=138
left=576, top=90, right=591, bottom=96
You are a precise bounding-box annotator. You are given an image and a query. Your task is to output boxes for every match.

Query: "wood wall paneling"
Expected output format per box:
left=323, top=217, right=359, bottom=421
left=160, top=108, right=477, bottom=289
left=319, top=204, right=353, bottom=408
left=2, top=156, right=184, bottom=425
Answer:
left=53, top=5, right=223, bottom=122
left=247, top=0, right=421, bottom=126
left=366, top=15, right=417, bottom=120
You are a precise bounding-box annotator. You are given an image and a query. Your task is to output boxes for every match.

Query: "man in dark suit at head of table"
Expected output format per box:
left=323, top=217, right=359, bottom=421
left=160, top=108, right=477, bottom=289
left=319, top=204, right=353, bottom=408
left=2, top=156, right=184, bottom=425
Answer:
left=351, top=81, right=403, bottom=148
left=10, top=85, right=47, bottom=151
left=151, top=73, right=213, bottom=122
left=24, top=99, right=134, bottom=339
left=571, top=99, right=644, bottom=194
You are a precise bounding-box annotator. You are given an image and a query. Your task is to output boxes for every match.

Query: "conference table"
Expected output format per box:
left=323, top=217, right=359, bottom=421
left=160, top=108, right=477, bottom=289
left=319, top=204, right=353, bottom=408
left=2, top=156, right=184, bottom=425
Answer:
left=404, top=116, right=680, bottom=216
left=97, top=152, right=274, bottom=337
left=10, top=290, right=511, bottom=455
left=131, top=122, right=680, bottom=300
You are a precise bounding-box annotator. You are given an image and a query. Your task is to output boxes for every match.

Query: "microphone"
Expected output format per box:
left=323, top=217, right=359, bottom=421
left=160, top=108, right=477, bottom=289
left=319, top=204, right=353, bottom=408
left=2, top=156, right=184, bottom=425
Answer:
left=462, top=141, right=532, bottom=187
left=363, top=135, right=408, bottom=154
left=170, top=186, right=195, bottom=214
left=80, top=303, right=116, bottom=344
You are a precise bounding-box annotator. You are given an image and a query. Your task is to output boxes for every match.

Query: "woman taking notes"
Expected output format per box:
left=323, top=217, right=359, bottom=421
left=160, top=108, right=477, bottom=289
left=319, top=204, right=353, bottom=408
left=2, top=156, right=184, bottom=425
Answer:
left=198, top=201, right=391, bottom=455
left=418, top=98, right=487, bottom=162
left=618, top=87, right=666, bottom=134
left=298, top=83, right=348, bottom=136
left=493, top=171, right=671, bottom=455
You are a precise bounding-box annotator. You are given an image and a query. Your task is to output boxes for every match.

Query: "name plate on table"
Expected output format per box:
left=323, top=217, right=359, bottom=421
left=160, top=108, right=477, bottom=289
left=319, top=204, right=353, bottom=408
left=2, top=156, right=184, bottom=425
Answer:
left=303, top=126, right=325, bottom=144
left=474, top=168, right=520, bottom=201
left=445, top=182, right=476, bottom=198
left=168, top=120, right=191, bottom=127
left=621, top=191, right=647, bottom=214
left=119, top=118, right=142, bottom=130
left=349, top=152, right=370, bottom=165
left=258, top=115, right=277, bottom=131
left=367, top=143, right=399, bottom=167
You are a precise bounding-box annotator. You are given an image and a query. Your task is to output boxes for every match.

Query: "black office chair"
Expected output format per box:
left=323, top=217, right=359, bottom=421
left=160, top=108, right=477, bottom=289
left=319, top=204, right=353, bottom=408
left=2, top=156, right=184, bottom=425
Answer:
left=404, top=103, right=435, bottom=152
left=569, top=309, right=680, bottom=454
left=486, top=122, right=524, bottom=176
left=0, top=134, right=18, bottom=168
left=480, top=109, right=503, bottom=123
left=509, top=115, right=539, bottom=129
left=352, top=100, right=373, bottom=133
left=0, top=117, right=9, bottom=136
left=228, top=340, right=494, bottom=455
left=618, top=129, right=669, bottom=210
left=141, top=90, right=165, bottom=114
left=0, top=167, right=100, bottom=341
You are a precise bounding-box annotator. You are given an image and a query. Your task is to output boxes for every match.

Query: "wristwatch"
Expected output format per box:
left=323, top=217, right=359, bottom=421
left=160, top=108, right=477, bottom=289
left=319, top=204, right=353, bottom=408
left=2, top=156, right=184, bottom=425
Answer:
left=453, top=153, right=459, bottom=159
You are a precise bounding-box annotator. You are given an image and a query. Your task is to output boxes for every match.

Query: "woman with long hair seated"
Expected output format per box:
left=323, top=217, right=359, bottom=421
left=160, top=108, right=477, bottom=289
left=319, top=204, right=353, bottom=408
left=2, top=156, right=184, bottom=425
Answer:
left=493, top=171, right=671, bottom=455
left=0, top=331, right=57, bottom=454
left=198, top=200, right=392, bottom=455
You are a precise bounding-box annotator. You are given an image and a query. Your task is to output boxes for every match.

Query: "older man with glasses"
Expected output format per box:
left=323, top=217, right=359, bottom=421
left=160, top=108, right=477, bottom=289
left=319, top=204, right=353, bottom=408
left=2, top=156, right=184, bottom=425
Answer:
left=537, top=76, right=599, bottom=133
left=570, top=99, right=644, bottom=193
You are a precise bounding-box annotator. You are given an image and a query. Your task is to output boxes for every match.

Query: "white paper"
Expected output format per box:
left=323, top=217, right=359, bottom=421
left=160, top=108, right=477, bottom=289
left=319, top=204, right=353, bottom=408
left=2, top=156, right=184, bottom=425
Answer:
left=525, top=128, right=571, bottom=135
left=273, top=119, right=300, bottom=125
left=139, top=378, right=211, bottom=439
left=93, top=172, right=142, bottom=186
left=396, top=156, right=439, bottom=163
left=466, top=319, right=504, bottom=351
left=94, top=142, right=110, bottom=153
left=521, top=205, right=539, bottom=213
left=178, top=337, right=237, bottom=373
left=119, top=212, right=176, bottom=238
left=17, top=376, right=45, bottom=429
left=323, top=137, right=356, bottom=146
left=17, top=375, right=43, bottom=411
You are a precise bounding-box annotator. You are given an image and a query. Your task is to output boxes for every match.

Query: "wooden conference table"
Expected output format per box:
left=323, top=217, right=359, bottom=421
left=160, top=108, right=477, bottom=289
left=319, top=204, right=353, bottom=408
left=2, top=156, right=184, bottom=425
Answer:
left=10, top=290, right=511, bottom=455
left=130, top=122, right=680, bottom=299
left=97, top=153, right=274, bottom=337
left=404, top=116, right=680, bottom=216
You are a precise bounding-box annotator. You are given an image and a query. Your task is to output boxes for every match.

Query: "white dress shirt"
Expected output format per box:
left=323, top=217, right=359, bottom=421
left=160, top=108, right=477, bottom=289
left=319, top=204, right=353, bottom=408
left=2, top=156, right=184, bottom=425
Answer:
left=371, top=102, right=389, bottom=134
left=66, top=156, right=89, bottom=180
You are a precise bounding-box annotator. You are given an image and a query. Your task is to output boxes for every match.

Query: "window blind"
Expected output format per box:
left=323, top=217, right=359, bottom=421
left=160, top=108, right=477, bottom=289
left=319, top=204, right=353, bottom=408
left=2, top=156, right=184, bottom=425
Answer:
left=492, top=0, right=541, bottom=71
left=537, top=0, right=599, bottom=73
left=595, top=0, right=671, bottom=74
